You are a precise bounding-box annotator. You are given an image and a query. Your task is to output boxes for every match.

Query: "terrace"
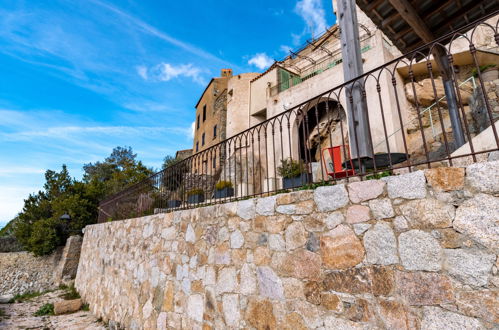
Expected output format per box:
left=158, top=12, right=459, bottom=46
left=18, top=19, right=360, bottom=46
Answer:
left=98, top=9, right=499, bottom=223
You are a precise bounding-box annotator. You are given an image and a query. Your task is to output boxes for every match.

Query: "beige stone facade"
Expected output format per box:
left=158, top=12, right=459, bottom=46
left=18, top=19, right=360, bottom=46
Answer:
left=75, top=160, right=499, bottom=329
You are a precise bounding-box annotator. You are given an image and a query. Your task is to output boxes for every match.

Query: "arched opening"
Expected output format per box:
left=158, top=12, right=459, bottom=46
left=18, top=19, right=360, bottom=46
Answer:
left=297, top=99, right=348, bottom=163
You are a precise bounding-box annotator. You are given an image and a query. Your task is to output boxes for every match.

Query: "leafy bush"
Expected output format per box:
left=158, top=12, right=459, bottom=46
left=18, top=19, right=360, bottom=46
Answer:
left=471, top=64, right=497, bottom=77
left=215, top=181, right=233, bottom=190
left=277, top=158, right=305, bottom=179
left=187, top=189, right=204, bottom=197
left=62, top=285, right=80, bottom=300
left=34, top=303, right=54, bottom=316
left=11, top=146, right=153, bottom=256
left=9, top=291, right=44, bottom=303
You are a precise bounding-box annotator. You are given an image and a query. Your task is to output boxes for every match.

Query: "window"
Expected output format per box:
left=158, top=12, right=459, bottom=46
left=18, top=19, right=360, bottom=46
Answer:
left=213, top=125, right=217, bottom=139
left=203, top=105, right=207, bottom=121
left=197, top=115, right=200, bottom=129
left=196, top=142, right=199, bottom=152
left=202, top=133, right=205, bottom=146
left=212, top=157, right=216, bottom=169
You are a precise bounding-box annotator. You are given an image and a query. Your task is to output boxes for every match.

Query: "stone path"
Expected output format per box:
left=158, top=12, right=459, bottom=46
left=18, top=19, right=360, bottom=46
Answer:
left=0, top=290, right=104, bottom=329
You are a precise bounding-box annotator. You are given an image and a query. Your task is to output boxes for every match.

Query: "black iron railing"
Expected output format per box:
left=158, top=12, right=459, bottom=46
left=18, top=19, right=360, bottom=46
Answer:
left=98, top=13, right=499, bottom=222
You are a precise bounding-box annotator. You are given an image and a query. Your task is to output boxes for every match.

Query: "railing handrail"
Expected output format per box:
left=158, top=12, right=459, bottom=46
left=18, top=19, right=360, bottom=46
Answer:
left=373, top=75, right=477, bottom=149
left=99, top=10, right=499, bottom=210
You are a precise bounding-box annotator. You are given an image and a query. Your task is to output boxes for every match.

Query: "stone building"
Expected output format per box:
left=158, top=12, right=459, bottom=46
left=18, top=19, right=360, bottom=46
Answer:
left=190, top=4, right=499, bottom=196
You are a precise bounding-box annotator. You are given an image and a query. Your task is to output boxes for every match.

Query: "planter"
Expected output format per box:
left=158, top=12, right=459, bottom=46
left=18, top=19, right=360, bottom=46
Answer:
left=167, top=200, right=182, bottom=208
left=187, top=194, right=204, bottom=204
left=282, top=173, right=311, bottom=189
left=482, top=68, right=499, bottom=82
left=215, top=187, right=235, bottom=199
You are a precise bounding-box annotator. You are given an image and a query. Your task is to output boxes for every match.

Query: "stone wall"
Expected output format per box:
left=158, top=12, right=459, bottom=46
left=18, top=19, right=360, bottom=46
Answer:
left=76, top=161, right=499, bottom=329
left=0, top=235, right=83, bottom=296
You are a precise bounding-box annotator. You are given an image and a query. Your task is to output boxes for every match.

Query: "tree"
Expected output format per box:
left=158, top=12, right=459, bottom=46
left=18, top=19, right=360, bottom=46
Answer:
left=83, top=146, right=153, bottom=198
left=12, top=146, right=155, bottom=256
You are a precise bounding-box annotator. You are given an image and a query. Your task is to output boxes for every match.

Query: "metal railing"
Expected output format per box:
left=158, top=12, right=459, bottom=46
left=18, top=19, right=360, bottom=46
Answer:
left=99, top=13, right=499, bottom=222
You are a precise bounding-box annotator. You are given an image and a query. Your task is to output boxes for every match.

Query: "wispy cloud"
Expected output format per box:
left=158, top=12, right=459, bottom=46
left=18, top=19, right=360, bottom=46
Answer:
left=280, top=45, right=293, bottom=54
left=136, top=65, right=148, bottom=80
left=294, top=0, right=328, bottom=39
left=88, top=0, right=235, bottom=68
left=248, top=53, right=274, bottom=70
left=139, top=63, right=207, bottom=85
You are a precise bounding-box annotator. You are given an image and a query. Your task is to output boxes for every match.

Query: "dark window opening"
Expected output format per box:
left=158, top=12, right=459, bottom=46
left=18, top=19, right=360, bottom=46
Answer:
left=197, top=115, right=200, bottom=129
left=196, top=142, right=199, bottom=152
left=213, top=125, right=217, bottom=139
left=202, top=133, right=205, bottom=146
left=203, top=105, right=207, bottom=121
left=212, top=157, right=216, bottom=169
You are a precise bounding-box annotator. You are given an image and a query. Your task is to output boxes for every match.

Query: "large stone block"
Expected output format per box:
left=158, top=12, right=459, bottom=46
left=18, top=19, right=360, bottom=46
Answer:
left=284, top=222, right=306, bottom=250
left=186, top=294, right=204, bottom=323
left=346, top=205, right=371, bottom=224
left=383, top=171, right=427, bottom=199
left=377, top=299, right=413, bottom=330
left=237, top=199, right=256, bottom=220
left=348, top=180, right=385, bottom=203
left=321, top=225, right=364, bottom=270
left=453, top=193, right=499, bottom=252
left=443, top=249, right=495, bottom=287
left=398, top=230, right=442, bottom=271
left=424, top=167, right=465, bottom=192
left=222, top=294, right=240, bottom=327
left=456, top=290, right=499, bottom=324
left=421, top=307, right=482, bottom=330
left=277, top=249, right=321, bottom=281
left=323, top=266, right=395, bottom=296
left=54, top=298, right=82, bottom=315
left=395, top=272, right=454, bottom=306
left=256, top=196, right=276, bottom=216
left=313, top=184, right=349, bottom=212
left=257, top=266, right=284, bottom=300
left=399, top=199, right=455, bottom=229
left=245, top=298, right=277, bottom=330
left=363, top=222, right=399, bottom=265
left=466, top=160, right=499, bottom=194
left=368, top=198, right=394, bottom=220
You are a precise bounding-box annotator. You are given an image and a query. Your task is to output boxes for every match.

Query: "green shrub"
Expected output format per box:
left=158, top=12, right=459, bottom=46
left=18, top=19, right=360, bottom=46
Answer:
left=10, top=291, right=43, bottom=303
left=27, top=218, right=61, bottom=257
left=366, top=170, right=392, bottom=180
left=187, top=189, right=204, bottom=197
left=277, top=158, right=305, bottom=179
left=471, top=64, right=497, bottom=77
left=82, top=304, right=90, bottom=311
left=215, top=181, right=233, bottom=190
left=34, top=303, right=54, bottom=316
left=62, top=285, right=80, bottom=300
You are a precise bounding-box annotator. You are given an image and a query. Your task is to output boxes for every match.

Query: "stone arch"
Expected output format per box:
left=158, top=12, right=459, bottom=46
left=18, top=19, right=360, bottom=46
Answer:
left=296, top=98, right=348, bottom=162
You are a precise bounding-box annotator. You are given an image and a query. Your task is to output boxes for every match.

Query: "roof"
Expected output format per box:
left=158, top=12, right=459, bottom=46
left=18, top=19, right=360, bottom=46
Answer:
left=356, top=0, right=499, bottom=54
left=250, top=25, right=341, bottom=83
left=194, top=78, right=215, bottom=109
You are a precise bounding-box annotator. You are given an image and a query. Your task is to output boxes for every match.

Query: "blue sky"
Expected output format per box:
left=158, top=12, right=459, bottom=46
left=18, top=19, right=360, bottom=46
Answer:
left=0, top=0, right=335, bottom=228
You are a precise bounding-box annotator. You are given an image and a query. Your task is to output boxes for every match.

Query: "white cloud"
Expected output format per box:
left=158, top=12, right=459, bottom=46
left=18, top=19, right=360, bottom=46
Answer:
left=280, top=45, right=293, bottom=54
left=88, top=0, right=237, bottom=68
left=139, top=63, right=206, bottom=85
left=295, top=0, right=328, bottom=38
left=136, top=65, right=148, bottom=80
left=248, top=53, right=274, bottom=70
left=190, top=121, right=195, bottom=139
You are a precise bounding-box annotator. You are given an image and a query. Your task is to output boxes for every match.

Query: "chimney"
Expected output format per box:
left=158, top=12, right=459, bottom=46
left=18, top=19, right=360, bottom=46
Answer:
left=221, top=69, right=233, bottom=77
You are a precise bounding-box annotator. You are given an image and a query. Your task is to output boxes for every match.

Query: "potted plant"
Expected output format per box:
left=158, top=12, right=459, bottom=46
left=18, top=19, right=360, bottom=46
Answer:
left=187, top=188, right=205, bottom=204
left=167, top=199, right=182, bottom=208
left=472, top=64, right=498, bottom=82
left=214, top=181, right=234, bottom=198
left=277, top=158, right=310, bottom=189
